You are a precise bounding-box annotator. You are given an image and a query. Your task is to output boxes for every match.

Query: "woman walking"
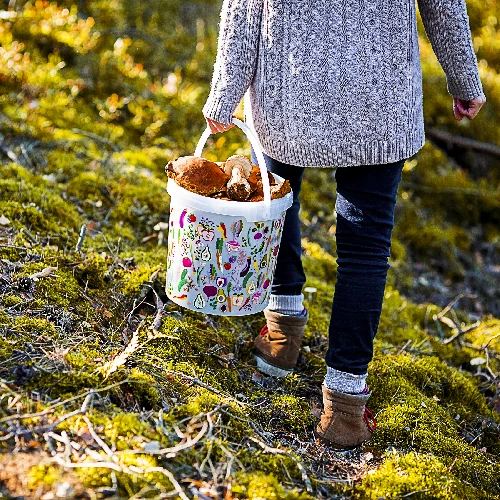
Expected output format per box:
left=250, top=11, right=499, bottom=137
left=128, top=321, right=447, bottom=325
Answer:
left=202, top=0, right=485, bottom=449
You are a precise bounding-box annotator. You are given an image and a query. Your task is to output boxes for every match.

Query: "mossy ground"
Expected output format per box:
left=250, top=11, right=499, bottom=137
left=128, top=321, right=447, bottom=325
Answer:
left=1, top=164, right=499, bottom=498
left=1, top=0, right=500, bottom=498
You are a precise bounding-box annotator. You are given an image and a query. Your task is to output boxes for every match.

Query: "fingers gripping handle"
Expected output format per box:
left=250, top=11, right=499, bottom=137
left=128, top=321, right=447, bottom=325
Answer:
left=194, top=118, right=272, bottom=220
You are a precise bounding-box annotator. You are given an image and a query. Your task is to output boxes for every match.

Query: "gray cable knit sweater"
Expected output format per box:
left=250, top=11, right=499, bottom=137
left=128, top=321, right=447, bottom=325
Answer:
left=202, top=0, right=485, bottom=168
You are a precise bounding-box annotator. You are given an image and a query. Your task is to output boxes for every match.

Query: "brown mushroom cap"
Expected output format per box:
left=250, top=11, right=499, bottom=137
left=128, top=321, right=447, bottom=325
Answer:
left=248, top=164, right=276, bottom=187
left=270, top=179, right=291, bottom=199
left=248, top=164, right=277, bottom=198
left=247, top=179, right=291, bottom=202
left=165, top=156, right=229, bottom=196
left=223, top=155, right=253, bottom=179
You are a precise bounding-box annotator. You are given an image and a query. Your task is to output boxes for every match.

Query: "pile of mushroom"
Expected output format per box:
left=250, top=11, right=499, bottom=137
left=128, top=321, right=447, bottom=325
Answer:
left=165, top=154, right=291, bottom=202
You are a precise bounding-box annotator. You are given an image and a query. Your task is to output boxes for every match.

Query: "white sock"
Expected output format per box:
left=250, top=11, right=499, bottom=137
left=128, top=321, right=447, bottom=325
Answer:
left=266, top=293, right=307, bottom=316
left=324, top=366, right=368, bottom=394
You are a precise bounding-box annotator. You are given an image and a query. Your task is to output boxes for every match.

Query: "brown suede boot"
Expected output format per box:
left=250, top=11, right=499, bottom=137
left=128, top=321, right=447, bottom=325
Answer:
left=315, top=384, right=377, bottom=450
left=253, top=309, right=308, bottom=377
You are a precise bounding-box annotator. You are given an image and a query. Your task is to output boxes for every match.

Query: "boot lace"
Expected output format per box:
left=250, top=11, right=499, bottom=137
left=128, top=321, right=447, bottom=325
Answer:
left=363, top=407, right=377, bottom=431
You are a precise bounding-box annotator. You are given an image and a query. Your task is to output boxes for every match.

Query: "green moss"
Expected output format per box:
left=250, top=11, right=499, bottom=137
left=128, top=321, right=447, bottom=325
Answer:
left=44, top=150, right=90, bottom=180
left=394, top=207, right=470, bottom=279
left=302, top=239, right=337, bottom=284
left=116, top=147, right=172, bottom=176
left=126, top=369, right=161, bottom=409
left=0, top=337, right=14, bottom=361
left=13, top=260, right=81, bottom=308
left=27, top=463, right=64, bottom=489
left=356, top=452, right=489, bottom=500
left=74, top=253, right=110, bottom=289
left=368, top=354, right=500, bottom=494
left=1, top=295, right=23, bottom=307
left=115, top=264, right=161, bottom=297
left=232, top=471, right=314, bottom=500
left=180, top=388, right=221, bottom=416
left=10, top=316, right=59, bottom=339
left=104, top=413, right=144, bottom=443
left=66, top=171, right=111, bottom=203
left=75, top=453, right=173, bottom=494
left=0, top=164, right=82, bottom=237
left=26, top=371, right=101, bottom=397
left=269, top=394, right=315, bottom=433
left=371, top=354, right=494, bottom=419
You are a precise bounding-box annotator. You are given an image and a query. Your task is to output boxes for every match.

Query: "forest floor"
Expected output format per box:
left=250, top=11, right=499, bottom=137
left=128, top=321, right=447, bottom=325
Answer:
left=0, top=148, right=499, bottom=499
left=0, top=1, right=499, bottom=497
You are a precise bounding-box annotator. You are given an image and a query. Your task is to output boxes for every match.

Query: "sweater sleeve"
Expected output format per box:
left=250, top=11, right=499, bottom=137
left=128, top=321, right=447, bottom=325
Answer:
left=202, top=0, right=264, bottom=125
left=416, top=0, right=485, bottom=100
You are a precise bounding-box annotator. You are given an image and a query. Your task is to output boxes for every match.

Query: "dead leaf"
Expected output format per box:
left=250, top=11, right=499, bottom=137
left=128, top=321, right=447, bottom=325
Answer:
left=29, top=267, right=58, bottom=281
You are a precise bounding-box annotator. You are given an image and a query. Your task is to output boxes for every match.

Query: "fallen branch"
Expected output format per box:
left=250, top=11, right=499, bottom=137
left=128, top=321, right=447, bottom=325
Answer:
left=426, top=127, right=500, bottom=158
left=75, top=224, right=87, bottom=252
left=146, top=281, right=165, bottom=334
left=102, top=325, right=141, bottom=378
left=0, top=391, right=95, bottom=440
left=52, top=456, right=189, bottom=500
left=71, top=128, right=120, bottom=152
left=436, top=293, right=475, bottom=319
left=0, top=381, right=129, bottom=423
left=119, top=421, right=209, bottom=457
left=442, top=321, right=481, bottom=345
left=21, top=228, right=38, bottom=244
left=482, top=332, right=500, bottom=349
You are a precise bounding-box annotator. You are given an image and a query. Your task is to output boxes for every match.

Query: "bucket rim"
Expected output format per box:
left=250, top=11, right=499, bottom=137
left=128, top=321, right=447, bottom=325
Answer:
left=166, top=174, right=293, bottom=222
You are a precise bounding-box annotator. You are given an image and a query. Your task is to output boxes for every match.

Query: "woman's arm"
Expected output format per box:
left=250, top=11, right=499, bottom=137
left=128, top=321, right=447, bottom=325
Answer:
left=416, top=0, right=485, bottom=101
left=202, top=0, right=264, bottom=126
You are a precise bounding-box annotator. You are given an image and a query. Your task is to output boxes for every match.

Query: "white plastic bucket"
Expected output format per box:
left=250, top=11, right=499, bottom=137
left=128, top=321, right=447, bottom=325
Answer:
left=165, top=117, right=293, bottom=316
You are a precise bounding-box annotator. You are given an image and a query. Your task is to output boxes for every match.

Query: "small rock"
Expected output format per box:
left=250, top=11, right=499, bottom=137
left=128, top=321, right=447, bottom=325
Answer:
left=470, top=357, right=487, bottom=366
left=55, top=482, right=73, bottom=498
left=154, top=222, right=169, bottom=231
left=0, top=215, right=10, bottom=226
left=143, top=440, right=161, bottom=452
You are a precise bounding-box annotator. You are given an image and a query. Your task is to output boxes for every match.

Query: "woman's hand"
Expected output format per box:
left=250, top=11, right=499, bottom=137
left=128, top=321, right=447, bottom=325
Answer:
left=205, top=116, right=236, bottom=134
left=453, top=95, right=486, bottom=121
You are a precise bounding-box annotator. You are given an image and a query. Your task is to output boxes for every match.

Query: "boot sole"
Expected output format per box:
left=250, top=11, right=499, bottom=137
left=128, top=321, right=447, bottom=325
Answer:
left=313, top=429, right=363, bottom=452
left=254, top=354, right=293, bottom=378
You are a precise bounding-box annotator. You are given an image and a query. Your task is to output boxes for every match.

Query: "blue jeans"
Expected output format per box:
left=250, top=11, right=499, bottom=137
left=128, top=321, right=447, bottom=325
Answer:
left=252, top=148, right=405, bottom=375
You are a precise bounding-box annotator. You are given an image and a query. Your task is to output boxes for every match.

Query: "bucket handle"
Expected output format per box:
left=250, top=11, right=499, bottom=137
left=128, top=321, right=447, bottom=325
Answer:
left=194, top=117, right=272, bottom=220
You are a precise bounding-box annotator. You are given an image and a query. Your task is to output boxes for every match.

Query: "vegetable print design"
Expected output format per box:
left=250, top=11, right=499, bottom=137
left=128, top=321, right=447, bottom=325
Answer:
left=166, top=206, right=285, bottom=313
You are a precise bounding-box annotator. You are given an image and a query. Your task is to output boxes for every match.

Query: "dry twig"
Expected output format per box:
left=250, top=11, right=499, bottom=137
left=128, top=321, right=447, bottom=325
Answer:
left=248, top=436, right=313, bottom=493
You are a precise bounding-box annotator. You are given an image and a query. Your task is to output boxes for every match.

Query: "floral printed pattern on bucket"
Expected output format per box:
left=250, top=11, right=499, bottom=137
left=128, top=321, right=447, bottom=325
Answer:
left=166, top=204, right=285, bottom=314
